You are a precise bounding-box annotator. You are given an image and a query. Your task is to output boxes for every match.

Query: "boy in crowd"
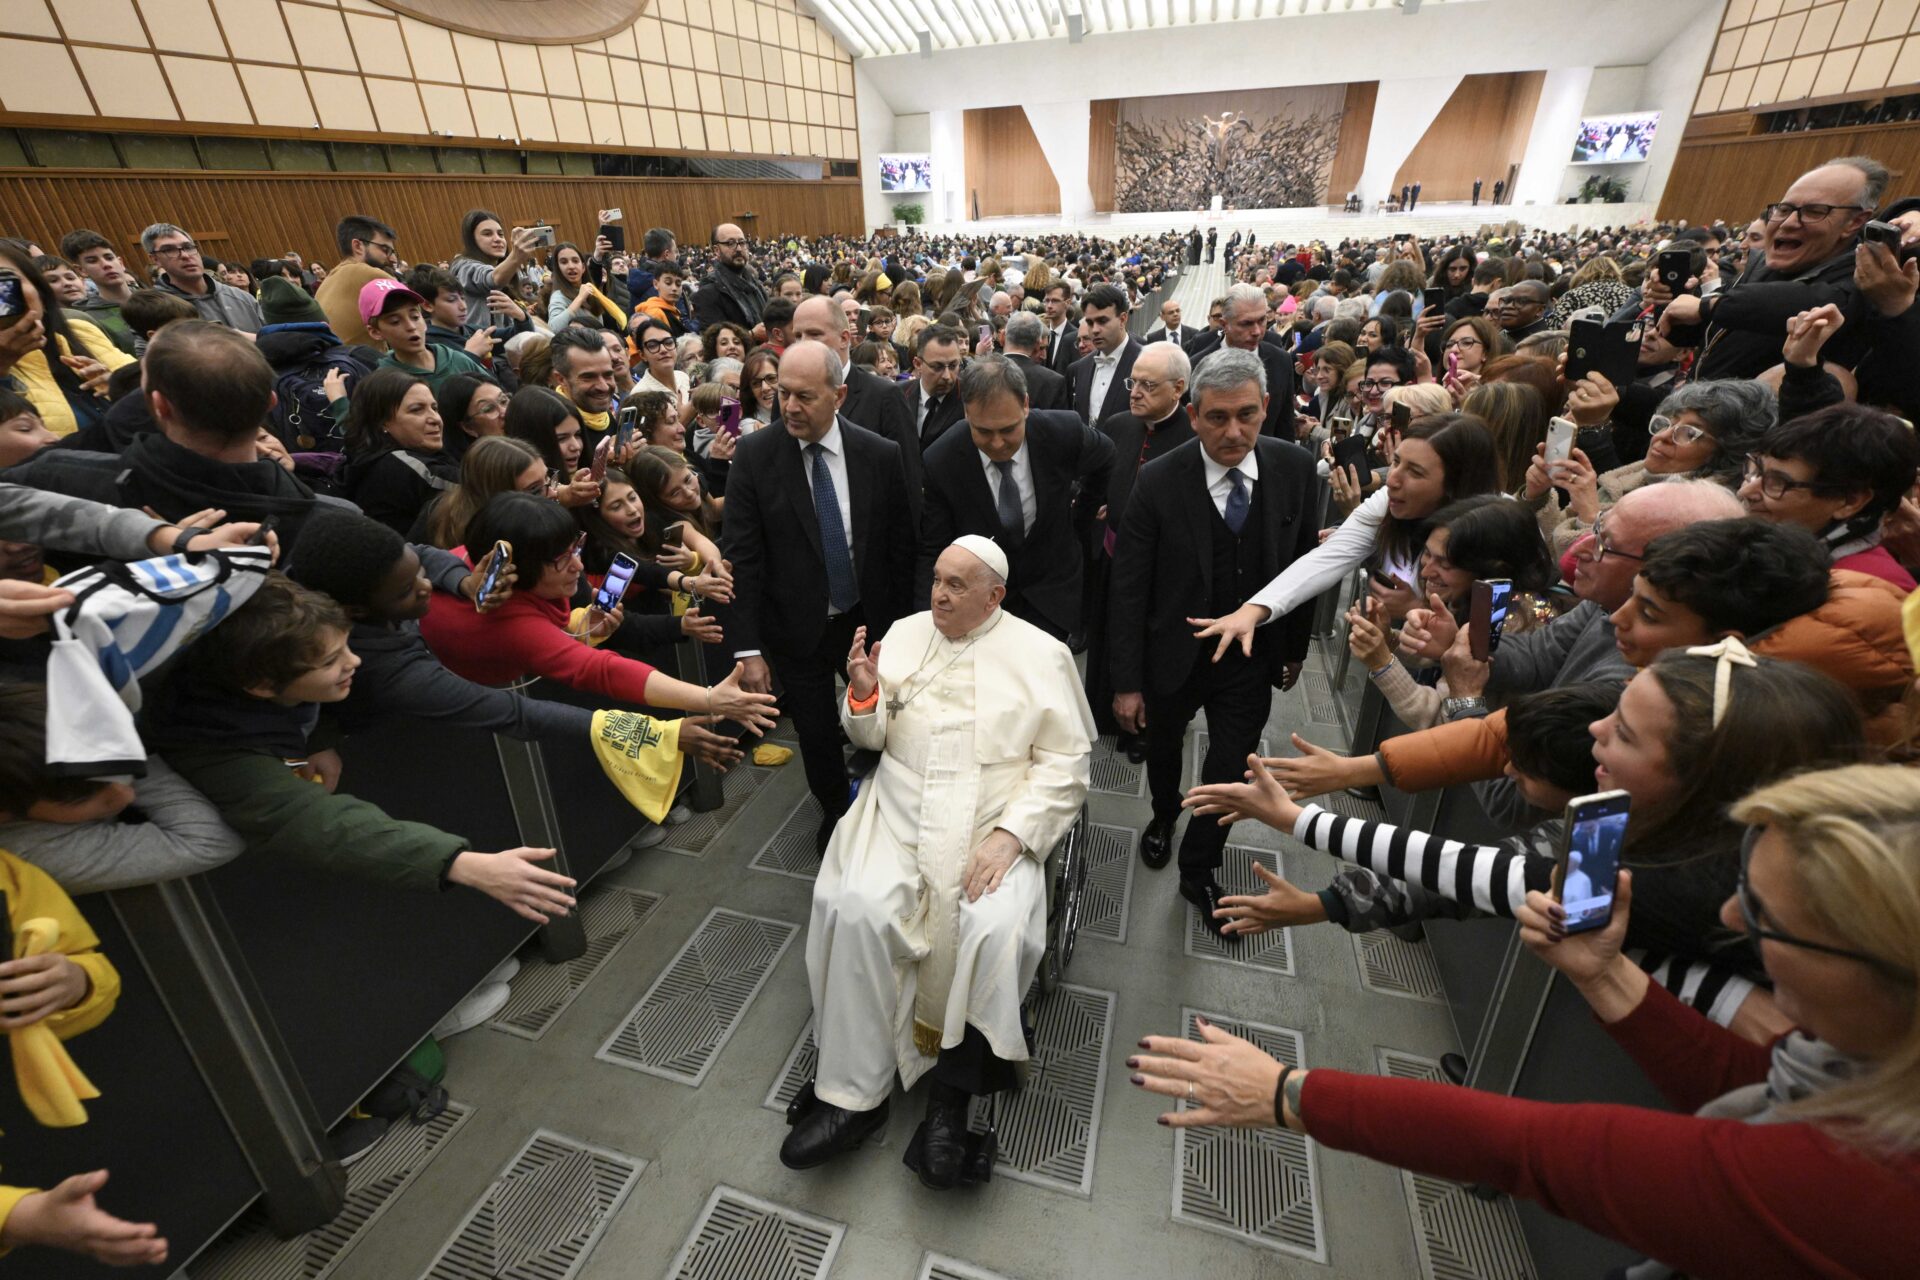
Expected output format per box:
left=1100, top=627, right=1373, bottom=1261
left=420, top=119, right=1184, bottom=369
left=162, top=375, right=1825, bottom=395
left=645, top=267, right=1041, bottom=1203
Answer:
left=57, top=231, right=140, bottom=355
left=632, top=262, right=688, bottom=339
left=407, top=265, right=528, bottom=388
left=0, top=686, right=161, bottom=1267
left=148, top=572, right=578, bottom=923
left=359, top=279, right=487, bottom=396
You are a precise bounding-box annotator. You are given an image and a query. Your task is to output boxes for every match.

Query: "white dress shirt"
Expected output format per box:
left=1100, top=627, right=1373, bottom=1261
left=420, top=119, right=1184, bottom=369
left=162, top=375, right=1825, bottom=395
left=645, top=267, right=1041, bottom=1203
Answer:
left=979, top=440, right=1036, bottom=533
left=803, top=418, right=856, bottom=568
left=1087, top=346, right=1123, bottom=424
left=1201, top=447, right=1260, bottom=520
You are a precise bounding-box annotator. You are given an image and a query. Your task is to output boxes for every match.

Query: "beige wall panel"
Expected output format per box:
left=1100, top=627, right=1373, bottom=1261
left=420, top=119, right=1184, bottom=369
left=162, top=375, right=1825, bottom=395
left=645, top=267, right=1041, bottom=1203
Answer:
left=677, top=111, right=704, bottom=149
left=364, top=75, right=427, bottom=133
left=466, top=85, right=513, bottom=137
left=576, top=49, right=613, bottom=99
left=396, top=14, right=456, bottom=80
left=136, top=0, right=227, bottom=55
left=1750, top=59, right=1788, bottom=102
left=1873, top=0, right=1919, bottom=38
left=1850, top=37, right=1900, bottom=87
left=51, top=0, right=147, bottom=45
left=550, top=95, right=588, bottom=141
left=509, top=90, right=554, bottom=141
left=1778, top=51, right=1821, bottom=97
left=585, top=97, right=620, bottom=144
left=1892, top=34, right=1920, bottom=84
left=418, top=81, right=473, bottom=134
left=0, top=0, right=61, bottom=38
left=238, top=61, right=315, bottom=125
left=649, top=106, right=677, bottom=147
left=1812, top=44, right=1860, bottom=93
left=74, top=46, right=178, bottom=118
left=307, top=69, right=376, bottom=131
left=1796, top=2, right=1842, bottom=52
left=537, top=43, right=579, bottom=96
left=619, top=101, right=651, bottom=145
left=1831, top=0, right=1878, bottom=45
left=162, top=53, right=252, bottom=123
left=0, top=36, right=93, bottom=114
left=344, top=12, right=410, bottom=76
left=451, top=31, right=504, bottom=88
left=282, top=2, right=357, bottom=71
left=1766, top=10, right=1808, bottom=58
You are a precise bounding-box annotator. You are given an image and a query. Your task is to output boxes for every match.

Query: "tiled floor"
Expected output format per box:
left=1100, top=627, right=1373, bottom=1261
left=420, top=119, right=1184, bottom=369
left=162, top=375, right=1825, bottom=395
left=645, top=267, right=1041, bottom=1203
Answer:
left=192, top=627, right=1532, bottom=1279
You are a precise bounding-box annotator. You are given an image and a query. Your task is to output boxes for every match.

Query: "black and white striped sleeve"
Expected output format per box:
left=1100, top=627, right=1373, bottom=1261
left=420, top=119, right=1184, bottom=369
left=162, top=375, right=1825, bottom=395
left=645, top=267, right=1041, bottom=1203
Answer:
left=1629, top=949, right=1760, bottom=1029
left=1290, top=803, right=1549, bottom=917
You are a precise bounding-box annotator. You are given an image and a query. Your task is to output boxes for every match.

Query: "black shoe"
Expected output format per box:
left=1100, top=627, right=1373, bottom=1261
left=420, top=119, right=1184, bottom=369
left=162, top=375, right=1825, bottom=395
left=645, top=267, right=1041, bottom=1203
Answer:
left=779, top=1096, right=890, bottom=1170
left=1122, top=733, right=1148, bottom=764
left=327, top=1112, right=391, bottom=1167
left=908, top=1085, right=973, bottom=1190
left=1180, top=874, right=1230, bottom=939
left=1139, top=816, right=1174, bottom=870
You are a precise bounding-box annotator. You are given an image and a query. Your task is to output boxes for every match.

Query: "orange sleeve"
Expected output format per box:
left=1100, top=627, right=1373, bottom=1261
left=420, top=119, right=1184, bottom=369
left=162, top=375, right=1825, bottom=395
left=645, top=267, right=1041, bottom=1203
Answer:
left=1377, top=709, right=1512, bottom=793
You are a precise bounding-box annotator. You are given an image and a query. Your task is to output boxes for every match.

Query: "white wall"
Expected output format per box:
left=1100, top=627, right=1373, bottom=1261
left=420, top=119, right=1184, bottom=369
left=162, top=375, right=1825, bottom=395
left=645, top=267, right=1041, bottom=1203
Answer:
left=1023, top=101, right=1093, bottom=221
left=1515, top=66, right=1595, bottom=206
left=1639, top=2, right=1725, bottom=206
left=1357, top=76, right=1462, bottom=206
left=853, top=63, right=898, bottom=232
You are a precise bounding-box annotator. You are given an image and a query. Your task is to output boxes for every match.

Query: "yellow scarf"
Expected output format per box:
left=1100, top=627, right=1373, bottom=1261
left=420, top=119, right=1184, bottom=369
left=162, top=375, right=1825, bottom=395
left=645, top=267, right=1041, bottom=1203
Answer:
left=589, top=710, right=685, bottom=823
left=9, top=919, right=98, bottom=1128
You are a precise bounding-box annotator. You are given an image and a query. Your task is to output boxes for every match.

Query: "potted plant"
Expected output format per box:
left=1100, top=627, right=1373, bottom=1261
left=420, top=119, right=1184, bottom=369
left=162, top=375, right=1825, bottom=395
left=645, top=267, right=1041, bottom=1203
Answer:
left=895, top=201, right=926, bottom=226
left=1578, top=175, right=1629, bottom=204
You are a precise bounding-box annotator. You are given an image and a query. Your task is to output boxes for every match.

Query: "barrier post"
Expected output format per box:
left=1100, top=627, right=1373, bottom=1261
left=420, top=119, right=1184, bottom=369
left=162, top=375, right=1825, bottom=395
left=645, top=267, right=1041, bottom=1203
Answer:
left=493, top=733, right=588, bottom=963
left=676, top=636, right=727, bottom=813
left=1463, top=931, right=1556, bottom=1097
left=107, top=879, right=345, bottom=1237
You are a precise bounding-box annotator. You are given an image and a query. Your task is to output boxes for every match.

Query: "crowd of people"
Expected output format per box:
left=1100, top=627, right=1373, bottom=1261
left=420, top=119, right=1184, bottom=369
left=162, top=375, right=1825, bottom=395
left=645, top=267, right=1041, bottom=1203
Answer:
left=0, top=147, right=1917, bottom=1274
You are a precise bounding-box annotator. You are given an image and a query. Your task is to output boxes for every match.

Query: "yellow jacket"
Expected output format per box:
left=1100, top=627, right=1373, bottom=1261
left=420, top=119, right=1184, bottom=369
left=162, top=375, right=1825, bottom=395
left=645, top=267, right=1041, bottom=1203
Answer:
left=0, top=847, right=121, bottom=1249
left=8, top=317, right=135, bottom=437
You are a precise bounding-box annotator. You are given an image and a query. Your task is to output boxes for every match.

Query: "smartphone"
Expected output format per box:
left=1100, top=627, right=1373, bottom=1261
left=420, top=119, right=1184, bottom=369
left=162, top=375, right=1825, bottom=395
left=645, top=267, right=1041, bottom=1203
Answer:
left=1656, top=249, right=1691, bottom=292
left=1545, top=415, right=1579, bottom=466
left=1330, top=432, right=1371, bottom=475
left=1554, top=789, right=1631, bottom=933
left=717, top=396, right=743, bottom=437
left=1389, top=401, right=1412, bottom=432
left=0, top=269, right=26, bottom=330
left=661, top=523, right=686, bottom=548
left=1861, top=219, right=1902, bottom=250
left=1468, top=577, right=1513, bottom=662
left=528, top=224, right=557, bottom=250
left=247, top=515, right=277, bottom=547
left=589, top=434, right=614, bottom=483
left=595, top=552, right=639, bottom=611
left=1446, top=348, right=1459, bottom=378
left=615, top=403, right=639, bottom=453
left=976, top=324, right=991, bottom=347
left=1564, top=317, right=1637, bottom=391
left=598, top=222, right=625, bottom=254
left=478, top=540, right=512, bottom=602
left=1422, top=287, right=1446, bottom=313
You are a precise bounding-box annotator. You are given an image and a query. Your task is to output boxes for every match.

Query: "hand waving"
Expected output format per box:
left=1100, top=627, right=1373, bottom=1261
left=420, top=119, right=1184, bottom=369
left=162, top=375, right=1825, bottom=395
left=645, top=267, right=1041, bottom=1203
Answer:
left=846, top=625, right=882, bottom=701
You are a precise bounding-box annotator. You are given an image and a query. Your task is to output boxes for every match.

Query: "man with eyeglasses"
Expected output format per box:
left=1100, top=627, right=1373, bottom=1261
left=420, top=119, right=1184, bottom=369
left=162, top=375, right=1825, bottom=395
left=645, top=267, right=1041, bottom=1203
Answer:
left=141, top=222, right=263, bottom=334
left=1495, top=280, right=1552, bottom=341
left=692, top=222, right=767, bottom=332
left=901, top=325, right=968, bottom=451
left=1657, top=157, right=1888, bottom=380
left=1192, top=283, right=1294, bottom=439
left=315, top=214, right=400, bottom=347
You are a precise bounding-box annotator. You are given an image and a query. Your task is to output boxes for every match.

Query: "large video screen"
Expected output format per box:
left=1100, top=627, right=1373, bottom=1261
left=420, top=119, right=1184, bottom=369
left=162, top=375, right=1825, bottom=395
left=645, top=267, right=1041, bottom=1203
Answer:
left=1571, top=113, right=1660, bottom=164
left=879, top=153, right=933, bottom=193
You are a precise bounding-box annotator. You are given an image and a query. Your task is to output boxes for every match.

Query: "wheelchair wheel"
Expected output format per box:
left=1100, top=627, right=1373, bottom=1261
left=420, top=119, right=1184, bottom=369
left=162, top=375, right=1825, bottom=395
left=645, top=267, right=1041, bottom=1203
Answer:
left=1039, top=805, right=1090, bottom=994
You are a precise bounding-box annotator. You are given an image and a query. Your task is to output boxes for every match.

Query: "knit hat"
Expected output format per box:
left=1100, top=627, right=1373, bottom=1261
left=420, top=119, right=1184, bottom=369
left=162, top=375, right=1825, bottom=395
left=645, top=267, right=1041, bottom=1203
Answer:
left=258, top=276, right=328, bottom=327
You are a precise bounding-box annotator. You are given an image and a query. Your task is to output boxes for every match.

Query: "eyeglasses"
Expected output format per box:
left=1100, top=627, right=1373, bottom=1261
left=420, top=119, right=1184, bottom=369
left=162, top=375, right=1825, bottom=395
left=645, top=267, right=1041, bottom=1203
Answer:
left=640, top=338, right=675, bottom=353
left=1589, top=513, right=1645, bottom=562
left=1442, top=336, right=1482, bottom=351
left=1648, top=414, right=1708, bottom=447
left=470, top=396, right=509, bottom=420
left=1764, top=202, right=1865, bottom=224
left=715, top=237, right=748, bottom=247
left=1738, top=827, right=1916, bottom=985
left=751, top=373, right=780, bottom=387
left=1741, top=455, right=1834, bottom=500
left=1356, top=379, right=1401, bottom=392
left=1124, top=377, right=1172, bottom=393
left=152, top=241, right=199, bottom=257
left=919, top=360, right=963, bottom=374
left=550, top=532, right=587, bottom=568
left=369, top=241, right=396, bottom=256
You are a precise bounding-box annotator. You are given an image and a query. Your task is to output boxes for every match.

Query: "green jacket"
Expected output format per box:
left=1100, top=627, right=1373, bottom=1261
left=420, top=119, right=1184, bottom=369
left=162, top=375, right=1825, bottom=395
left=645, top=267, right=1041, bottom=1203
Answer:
left=164, top=746, right=467, bottom=893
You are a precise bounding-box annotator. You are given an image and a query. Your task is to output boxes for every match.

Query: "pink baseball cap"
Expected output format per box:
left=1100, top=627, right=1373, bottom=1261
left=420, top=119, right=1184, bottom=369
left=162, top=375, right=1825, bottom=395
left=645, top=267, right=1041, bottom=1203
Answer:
left=358, top=277, right=425, bottom=325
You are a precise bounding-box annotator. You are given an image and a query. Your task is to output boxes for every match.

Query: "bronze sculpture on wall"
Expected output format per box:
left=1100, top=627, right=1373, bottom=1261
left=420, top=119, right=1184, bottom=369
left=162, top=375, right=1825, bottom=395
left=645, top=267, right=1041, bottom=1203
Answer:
left=1115, top=104, right=1343, bottom=213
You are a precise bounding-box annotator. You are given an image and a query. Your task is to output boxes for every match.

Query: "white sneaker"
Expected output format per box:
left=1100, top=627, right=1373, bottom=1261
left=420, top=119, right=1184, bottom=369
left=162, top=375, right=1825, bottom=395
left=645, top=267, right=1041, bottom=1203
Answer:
left=631, top=824, right=668, bottom=850
left=485, top=957, right=521, bottom=986
left=665, top=804, right=692, bottom=826
left=431, top=981, right=510, bottom=1038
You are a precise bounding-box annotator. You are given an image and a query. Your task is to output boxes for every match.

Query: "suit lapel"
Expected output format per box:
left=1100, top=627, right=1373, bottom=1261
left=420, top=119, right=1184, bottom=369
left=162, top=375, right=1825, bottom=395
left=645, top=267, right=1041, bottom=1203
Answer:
left=1183, top=446, right=1214, bottom=595
left=844, top=418, right=874, bottom=561
left=1029, top=417, right=1063, bottom=529
left=784, top=430, right=825, bottom=564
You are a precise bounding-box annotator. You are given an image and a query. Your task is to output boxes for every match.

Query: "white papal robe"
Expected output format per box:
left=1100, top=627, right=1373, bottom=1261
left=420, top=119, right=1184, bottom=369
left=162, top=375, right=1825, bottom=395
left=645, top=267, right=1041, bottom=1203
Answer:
left=805, top=607, right=1093, bottom=1112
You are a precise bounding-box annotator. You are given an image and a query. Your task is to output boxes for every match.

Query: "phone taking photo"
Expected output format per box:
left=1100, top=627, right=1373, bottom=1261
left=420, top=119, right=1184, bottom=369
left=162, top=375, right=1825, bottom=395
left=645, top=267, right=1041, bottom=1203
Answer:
left=717, top=396, right=744, bottom=437
left=1554, top=789, right=1631, bottom=933
left=615, top=403, right=640, bottom=453
left=1422, top=287, right=1446, bottom=313
left=478, top=540, right=512, bottom=603
left=661, top=523, right=686, bottom=549
left=589, top=434, right=614, bottom=483
left=0, top=269, right=27, bottom=331
left=1330, top=432, right=1371, bottom=476
left=1656, top=248, right=1691, bottom=292
left=1545, top=415, right=1578, bottom=466
left=595, top=552, right=638, bottom=612
left=1468, top=577, right=1513, bottom=662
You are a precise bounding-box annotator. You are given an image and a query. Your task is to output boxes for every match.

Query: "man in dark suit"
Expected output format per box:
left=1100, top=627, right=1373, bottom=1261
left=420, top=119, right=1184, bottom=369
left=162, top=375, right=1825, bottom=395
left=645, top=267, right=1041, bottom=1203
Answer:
left=1192, top=282, right=1295, bottom=440
left=1108, top=347, right=1320, bottom=931
left=692, top=221, right=767, bottom=331
left=898, top=323, right=968, bottom=451
left=723, top=341, right=918, bottom=851
left=1040, top=280, right=1077, bottom=374
left=1410, top=180, right=1422, bottom=211
left=1493, top=177, right=1506, bottom=203
left=1182, top=297, right=1227, bottom=358
left=1084, top=340, right=1195, bottom=752
left=1003, top=312, right=1073, bottom=415
left=1399, top=183, right=1411, bottom=211
left=1188, top=228, right=1202, bottom=266
left=1143, top=298, right=1197, bottom=348
left=1205, top=227, right=1217, bottom=263
left=792, top=295, right=924, bottom=498
left=917, top=354, right=1114, bottom=642
left=1472, top=176, right=1483, bottom=206
left=1068, top=283, right=1139, bottom=429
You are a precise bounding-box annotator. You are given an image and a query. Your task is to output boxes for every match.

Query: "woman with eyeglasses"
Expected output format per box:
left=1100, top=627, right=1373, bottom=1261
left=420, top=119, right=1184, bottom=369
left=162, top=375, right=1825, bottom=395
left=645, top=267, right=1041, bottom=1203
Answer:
left=419, top=491, right=775, bottom=728
left=1524, top=380, right=1776, bottom=557
left=1150, top=756, right=1920, bottom=1280
left=1436, top=314, right=1508, bottom=406
left=631, top=317, right=690, bottom=417
left=738, top=347, right=781, bottom=429
left=436, top=372, right=510, bottom=463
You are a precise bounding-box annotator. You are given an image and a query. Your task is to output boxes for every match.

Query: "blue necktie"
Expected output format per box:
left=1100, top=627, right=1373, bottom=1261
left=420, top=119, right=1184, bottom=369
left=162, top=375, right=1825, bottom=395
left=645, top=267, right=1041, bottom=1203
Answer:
left=994, top=459, right=1026, bottom=547
left=1224, top=467, right=1250, bottom=535
left=808, top=442, right=860, bottom=612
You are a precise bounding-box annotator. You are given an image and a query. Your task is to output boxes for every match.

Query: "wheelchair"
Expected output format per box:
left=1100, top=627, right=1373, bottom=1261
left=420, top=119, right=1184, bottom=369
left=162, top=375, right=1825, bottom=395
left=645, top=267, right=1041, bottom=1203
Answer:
left=785, top=800, right=1092, bottom=1188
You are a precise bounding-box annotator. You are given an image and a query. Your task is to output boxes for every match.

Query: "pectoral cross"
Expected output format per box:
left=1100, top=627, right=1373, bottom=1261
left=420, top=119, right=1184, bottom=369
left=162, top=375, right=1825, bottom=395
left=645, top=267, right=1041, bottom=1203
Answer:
left=886, top=697, right=904, bottom=715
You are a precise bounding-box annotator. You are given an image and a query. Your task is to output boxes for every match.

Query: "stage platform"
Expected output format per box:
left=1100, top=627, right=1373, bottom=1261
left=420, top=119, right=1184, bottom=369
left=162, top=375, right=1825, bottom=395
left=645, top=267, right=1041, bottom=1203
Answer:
left=907, top=201, right=1660, bottom=244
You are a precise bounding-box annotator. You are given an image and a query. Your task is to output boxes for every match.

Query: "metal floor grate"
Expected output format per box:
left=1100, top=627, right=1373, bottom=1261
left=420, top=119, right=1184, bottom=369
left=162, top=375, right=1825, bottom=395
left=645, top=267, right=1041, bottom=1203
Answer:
left=1078, top=821, right=1136, bottom=945
left=1185, top=843, right=1294, bottom=974
left=1173, top=1009, right=1325, bottom=1263
left=762, top=1017, right=818, bottom=1113
left=1299, top=669, right=1343, bottom=726
left=967, top=983, right=1114, bottom=1198
left=666, top=1185, right=845, bottom=1280
left=1320, top=785, right=1389, bottom=823
left=1353, top=928, right=1447, bottom=1003
left=920, top=1254, right=1018, bottom=1280
left=490, top=888, right=663, bottom=1039
left=1188, top=731, right=1271, bottom=786
left=595, top=907, right=797, bottom=1085
left=746, top=792, right=824, bottom=881
left=1376, top=1050, right=1538, bottom=1280
left=1087, top=734, right=1146, bottom=797
left=665, top=762, right=776, bottom=857
left=421, top=1129, right=644, bottom=1280
left=188, top=1103, right=472, bottom=1280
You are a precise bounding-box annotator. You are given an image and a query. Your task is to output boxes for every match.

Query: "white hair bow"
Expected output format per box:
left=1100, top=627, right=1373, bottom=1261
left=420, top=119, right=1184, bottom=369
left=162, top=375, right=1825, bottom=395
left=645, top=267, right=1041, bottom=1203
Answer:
left=1684, top=636, right=1757, bottom=728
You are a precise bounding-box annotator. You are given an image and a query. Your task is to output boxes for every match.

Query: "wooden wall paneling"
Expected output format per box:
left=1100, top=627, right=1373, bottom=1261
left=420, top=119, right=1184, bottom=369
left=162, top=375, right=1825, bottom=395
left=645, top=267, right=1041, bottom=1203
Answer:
left=963, top=106, right=1060, bottom=219
left=0, top=171, right=864, bottom=267
left=1088, top=98, right=1117, bottom=212
left=1656, top=119, right=1920, bottom=224
left=1389, top=71, right=1546, bottom=203
left=1325, top=80, right=1377, bottom=202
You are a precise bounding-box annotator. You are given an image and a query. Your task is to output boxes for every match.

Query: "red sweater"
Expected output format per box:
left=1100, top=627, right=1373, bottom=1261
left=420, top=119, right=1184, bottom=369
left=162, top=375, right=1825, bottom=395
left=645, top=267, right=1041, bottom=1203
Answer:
left=1834, top=543, right=1917, bottom=593
left=1302, top=981, right=1920, bottom=1278
left=419, top=587, right=657, bottom=705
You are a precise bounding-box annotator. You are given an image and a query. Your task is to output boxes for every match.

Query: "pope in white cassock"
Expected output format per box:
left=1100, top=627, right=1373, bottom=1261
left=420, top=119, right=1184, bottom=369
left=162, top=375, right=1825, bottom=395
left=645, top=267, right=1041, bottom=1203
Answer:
left=780, top=534, right=1094, bottom=1188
